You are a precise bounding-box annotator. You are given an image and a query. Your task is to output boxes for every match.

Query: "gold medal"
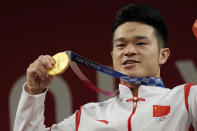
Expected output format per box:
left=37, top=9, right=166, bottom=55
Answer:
left=47, top=52, right=70, bottom=76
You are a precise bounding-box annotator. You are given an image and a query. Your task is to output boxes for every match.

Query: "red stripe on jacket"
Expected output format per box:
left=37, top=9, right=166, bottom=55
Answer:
left=184, top=83, right=195, bottom=131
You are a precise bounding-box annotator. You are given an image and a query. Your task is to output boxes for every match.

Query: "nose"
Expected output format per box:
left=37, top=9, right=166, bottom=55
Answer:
left=123, top=44, right=137, bottom=56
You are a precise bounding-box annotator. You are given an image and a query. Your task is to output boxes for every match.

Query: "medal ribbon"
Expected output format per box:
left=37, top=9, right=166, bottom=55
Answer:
left=65, top=51, right=165, bottom=96
left=63, top=19, right=196, bottom=96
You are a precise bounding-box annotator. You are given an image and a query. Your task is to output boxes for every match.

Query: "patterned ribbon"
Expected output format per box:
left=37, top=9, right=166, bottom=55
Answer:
left=65, top=51, right=165, bottom=96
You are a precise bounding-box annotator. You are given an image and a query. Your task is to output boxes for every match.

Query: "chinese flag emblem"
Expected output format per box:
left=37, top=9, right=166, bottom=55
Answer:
left=153, top=105, right=170, bottom=117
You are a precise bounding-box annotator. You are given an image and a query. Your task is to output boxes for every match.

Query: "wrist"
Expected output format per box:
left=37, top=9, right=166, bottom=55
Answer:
left=25, top=83, right=47, bottom=95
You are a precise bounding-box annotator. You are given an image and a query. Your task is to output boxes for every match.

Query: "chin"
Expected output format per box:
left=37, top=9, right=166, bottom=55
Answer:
left=122, top=72, right=140, bottom=78
left=123, top=70, right=148, bottom=77
left=120, top=68, right=139, bottom=76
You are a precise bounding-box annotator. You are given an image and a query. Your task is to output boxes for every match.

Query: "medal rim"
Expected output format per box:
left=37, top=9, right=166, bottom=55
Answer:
left=47, top=52, right=70, bottom=76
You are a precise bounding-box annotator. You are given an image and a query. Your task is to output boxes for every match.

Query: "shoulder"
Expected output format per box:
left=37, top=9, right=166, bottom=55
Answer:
left=185, top=83, right=197, bottom=98
left=170, top=83, right=197, bottom=97
left=171, top=83, right=190, bottom=91
left=172, top=83, right=197, bottom=91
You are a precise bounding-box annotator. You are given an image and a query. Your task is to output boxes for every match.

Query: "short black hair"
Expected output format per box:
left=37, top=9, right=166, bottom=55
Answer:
left=112, top=4, right=168, bottom=48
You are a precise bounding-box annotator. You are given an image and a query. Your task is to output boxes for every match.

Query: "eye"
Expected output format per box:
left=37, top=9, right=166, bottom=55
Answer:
left=137, top=42, right=147, bottom=46
left=116, top=43, right=126, bottom=47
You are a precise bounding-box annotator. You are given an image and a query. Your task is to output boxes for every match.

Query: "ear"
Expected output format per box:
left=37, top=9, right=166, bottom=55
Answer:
left=159, top=48, right=170, bottom=65
left=111, top=51, right=113, bottom=58
left=110, top=51, right=113, bottom=57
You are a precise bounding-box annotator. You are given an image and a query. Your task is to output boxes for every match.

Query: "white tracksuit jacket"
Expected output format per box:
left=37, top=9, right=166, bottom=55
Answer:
left=14, top=83, right=197, bottom=131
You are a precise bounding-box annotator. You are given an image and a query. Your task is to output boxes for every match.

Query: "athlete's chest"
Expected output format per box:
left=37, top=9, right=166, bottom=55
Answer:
left=78, top=85, right=190, bottom=131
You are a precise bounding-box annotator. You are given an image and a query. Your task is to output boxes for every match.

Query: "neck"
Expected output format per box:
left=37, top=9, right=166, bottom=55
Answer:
left=120, top=80, right=139, bottom=97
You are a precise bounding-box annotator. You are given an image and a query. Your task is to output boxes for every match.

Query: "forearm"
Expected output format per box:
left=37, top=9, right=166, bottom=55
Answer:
left=13, top=84, right=48, bottom=131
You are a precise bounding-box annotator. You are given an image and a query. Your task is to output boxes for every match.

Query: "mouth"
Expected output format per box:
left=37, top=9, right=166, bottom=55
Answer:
left=122, top=59, right=140, bottom=67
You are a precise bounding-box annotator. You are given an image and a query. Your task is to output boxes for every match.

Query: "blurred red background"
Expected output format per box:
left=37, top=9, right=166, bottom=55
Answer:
left=1, top=0, right=197, bottom=130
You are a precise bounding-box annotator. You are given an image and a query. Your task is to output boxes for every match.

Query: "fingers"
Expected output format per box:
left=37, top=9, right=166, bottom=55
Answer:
left=37, top=55, right=55, bottom=70
left=25, top=55, right=55, bottom=94
left=27, top=62, right=45, bottom=81
left=26, top=55, right=55, bottom=83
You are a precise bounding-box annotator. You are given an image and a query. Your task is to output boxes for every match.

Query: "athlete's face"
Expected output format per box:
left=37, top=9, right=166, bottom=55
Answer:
left=111, top=22, right=170, bottom=78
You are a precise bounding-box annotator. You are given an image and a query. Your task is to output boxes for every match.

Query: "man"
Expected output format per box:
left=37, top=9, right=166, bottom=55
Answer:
left=14, top=4, right=197, bottom=131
